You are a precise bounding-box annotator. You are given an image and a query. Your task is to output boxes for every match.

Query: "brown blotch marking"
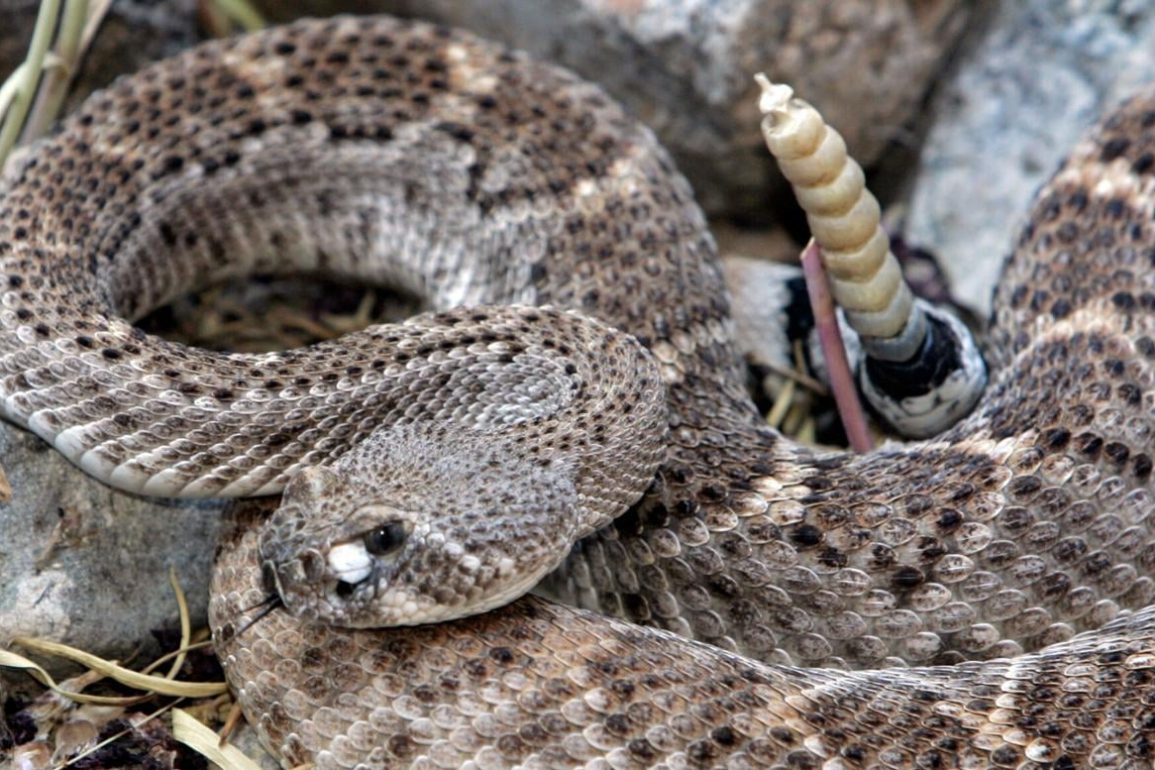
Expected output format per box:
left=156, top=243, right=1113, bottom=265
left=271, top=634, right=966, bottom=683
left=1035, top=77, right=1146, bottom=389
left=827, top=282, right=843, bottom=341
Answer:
left=892, top=565, right=925, bottom=589
left=386, top=734, right=416, bottom=760
left=1100, top=136, right=1131, bottom=161
left=1133, top=454, right=1153, bottom=480
left=790, top=524, right=822, bottom=548
left=1073, top=432, right=1104, bottom=459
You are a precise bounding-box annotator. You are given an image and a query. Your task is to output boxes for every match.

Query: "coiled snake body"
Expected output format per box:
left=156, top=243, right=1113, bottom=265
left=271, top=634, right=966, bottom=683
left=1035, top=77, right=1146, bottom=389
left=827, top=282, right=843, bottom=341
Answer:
left=4, top=15, right=1155, bottom=770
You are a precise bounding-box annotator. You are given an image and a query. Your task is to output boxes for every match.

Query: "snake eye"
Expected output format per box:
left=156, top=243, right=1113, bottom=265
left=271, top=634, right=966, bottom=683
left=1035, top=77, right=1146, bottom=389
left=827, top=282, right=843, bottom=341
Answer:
left=363, top=522, right=407, bottom=556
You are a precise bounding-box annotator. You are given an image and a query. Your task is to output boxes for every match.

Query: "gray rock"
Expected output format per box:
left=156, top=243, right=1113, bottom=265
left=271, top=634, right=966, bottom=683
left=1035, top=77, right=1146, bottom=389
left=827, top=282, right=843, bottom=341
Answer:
left=0, top=423, right=225, bottom=674
left=905, top=0, right=1155, bottom=317
left=255, top=0, right=974, bottom=216
left=228, top=720, right=283, bottom=770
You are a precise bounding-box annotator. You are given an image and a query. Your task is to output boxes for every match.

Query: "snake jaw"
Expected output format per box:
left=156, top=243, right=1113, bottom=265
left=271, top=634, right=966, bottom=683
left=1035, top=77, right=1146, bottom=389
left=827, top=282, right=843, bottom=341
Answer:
left=251, top=423, right=631, bottom=631
left=255, top=430, right=589, bottom=628
left=260, top=496, right=423, bottom=625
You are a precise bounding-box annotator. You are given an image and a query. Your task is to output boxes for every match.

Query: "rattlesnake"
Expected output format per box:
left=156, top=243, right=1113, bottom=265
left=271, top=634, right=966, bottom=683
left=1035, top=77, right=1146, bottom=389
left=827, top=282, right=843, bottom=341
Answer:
left=4, top=14, right=1155, bottom=769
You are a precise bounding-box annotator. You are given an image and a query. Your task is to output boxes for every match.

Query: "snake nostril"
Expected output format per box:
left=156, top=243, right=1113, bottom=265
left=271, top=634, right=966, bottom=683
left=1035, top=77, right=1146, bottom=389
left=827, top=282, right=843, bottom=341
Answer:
left=335, top=580, right=356, bottom=598
left=301, top=550, right=327, bottom=580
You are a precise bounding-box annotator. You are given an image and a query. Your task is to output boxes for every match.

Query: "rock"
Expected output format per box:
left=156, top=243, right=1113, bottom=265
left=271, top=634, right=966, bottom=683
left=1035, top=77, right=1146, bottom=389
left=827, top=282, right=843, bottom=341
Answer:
left=253, top=0, right=973, bottom=217
left=0, top=423, right=226, bottom=674
left=905, top=0, right=1155, bottom=317
left=228, top=718, right=282, bottom=770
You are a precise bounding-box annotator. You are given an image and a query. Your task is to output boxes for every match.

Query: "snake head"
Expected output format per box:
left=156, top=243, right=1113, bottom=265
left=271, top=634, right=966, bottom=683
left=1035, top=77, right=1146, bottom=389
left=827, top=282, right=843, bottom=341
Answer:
left=257, top=433, right=582, bottom=628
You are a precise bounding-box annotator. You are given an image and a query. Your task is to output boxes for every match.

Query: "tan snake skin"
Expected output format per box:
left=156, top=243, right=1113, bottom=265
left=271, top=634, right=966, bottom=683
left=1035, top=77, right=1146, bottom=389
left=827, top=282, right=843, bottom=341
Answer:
left=4, top=14, right=1155, bottom=769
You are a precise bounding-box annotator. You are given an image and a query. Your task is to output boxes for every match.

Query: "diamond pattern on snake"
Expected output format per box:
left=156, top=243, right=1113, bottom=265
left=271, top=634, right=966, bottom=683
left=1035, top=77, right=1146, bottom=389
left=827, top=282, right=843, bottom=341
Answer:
left=3, top=14, right=1155, bottom=770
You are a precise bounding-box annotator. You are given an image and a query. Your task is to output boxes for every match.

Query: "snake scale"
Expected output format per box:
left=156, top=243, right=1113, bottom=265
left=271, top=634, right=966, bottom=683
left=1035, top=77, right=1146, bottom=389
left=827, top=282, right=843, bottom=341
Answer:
left=5, top=13, right=1155, bottom=769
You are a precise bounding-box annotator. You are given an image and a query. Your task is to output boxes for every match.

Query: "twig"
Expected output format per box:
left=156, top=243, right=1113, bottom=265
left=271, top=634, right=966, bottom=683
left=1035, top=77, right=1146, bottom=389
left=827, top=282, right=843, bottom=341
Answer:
left=139, top=569, right=194, bottom=680
left=20, top=0, right=89, bottom=143
left=0, top=0, right=64, bottom=168
left=172, top=708, right=266, bottom=770
left=757, top=357, right=828, bottom=396
left=55, top=699, right=185, bottom=770
left=78, top=0, right=114, bottom=53
left=799, top=239, right=873, bottom=453
left=765, top=375, right=796, bottom=429
left=202, top=0, right=265, bottom=35
left=217, top=0, right=265, bottom=31
left=0, top=63, right=30, bottom=118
